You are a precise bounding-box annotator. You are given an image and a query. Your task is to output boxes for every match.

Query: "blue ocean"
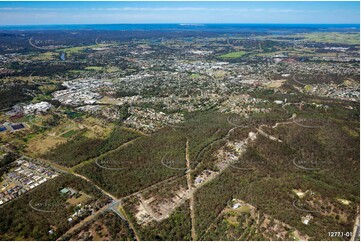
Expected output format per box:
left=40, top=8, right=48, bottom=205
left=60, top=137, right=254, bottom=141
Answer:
left=0, top=23, right=359, bottom=32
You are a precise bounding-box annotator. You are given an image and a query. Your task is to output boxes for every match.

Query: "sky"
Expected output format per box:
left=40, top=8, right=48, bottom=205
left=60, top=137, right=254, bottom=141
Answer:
left=0, top=1, right=359, bottom=25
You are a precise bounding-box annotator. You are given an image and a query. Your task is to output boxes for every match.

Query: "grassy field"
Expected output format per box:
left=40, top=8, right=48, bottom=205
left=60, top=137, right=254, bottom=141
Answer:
left=57, top=46, right=89, bottom=55
left=57, top=46, right=95, bottom=55
left=68, top=70, right=86, bottom=74
left=255, top=32, right=360, bottom=45
left=31, top=52, right=58, bottom=61
left=25, top=116, right=116, bottom=157
left=189, top=73, right=201, bottom=79
left=57, top=44, right=112, bottom=56
left=26, top=135, right=67, bottom=155
left=295, top=32, right=360, bottom=45
left=24, top=118, right=78, bottom=155
left=67, top=191, right=91, bottom=205
left=61, top=129, right=80, bottom=138
left=218, top=51, right=246, bottom=59
left=106, top=66, right=119, bottom=73
left=84, top=66, right=103, bottom=71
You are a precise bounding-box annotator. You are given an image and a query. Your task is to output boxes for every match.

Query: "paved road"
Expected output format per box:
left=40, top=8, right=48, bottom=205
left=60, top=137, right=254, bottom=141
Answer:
left=107, top=200, right=125, bottom=219
left=292, top=74, right=308, bottom=86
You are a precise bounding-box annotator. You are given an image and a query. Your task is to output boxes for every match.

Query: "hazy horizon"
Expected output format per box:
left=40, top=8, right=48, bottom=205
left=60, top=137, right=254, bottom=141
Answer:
left=0, top=1, right=359, bottom=26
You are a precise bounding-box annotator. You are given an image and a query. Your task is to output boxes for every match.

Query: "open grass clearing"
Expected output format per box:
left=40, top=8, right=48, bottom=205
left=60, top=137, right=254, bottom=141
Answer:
left=218, top=51, right=246, bottom=59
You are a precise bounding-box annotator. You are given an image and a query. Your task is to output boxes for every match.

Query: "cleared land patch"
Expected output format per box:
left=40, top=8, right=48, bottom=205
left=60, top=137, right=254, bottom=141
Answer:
left=218, top=51, right=246, bottom=59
